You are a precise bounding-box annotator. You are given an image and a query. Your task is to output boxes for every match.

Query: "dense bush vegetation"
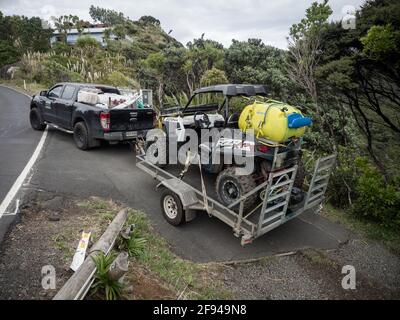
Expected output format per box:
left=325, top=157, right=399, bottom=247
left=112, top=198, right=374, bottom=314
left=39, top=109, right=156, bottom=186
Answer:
left=1, top=1, right=399, bottom=233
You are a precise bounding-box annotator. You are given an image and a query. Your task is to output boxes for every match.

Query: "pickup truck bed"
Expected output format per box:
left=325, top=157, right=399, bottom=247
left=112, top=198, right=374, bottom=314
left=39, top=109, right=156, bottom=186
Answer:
left=29, top=82, right=155, bottom=150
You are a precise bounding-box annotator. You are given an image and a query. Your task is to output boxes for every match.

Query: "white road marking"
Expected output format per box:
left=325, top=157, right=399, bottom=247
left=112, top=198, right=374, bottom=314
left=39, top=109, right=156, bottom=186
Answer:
left=0, top=85, right=48, bottom=218
left=0, top=128, right=48, bottom=218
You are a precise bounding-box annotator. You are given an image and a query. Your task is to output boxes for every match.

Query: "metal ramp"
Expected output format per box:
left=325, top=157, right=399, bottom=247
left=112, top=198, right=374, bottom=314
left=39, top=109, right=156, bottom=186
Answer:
left=304, top=154, right=336, bottom=210
left=256, top=166, right=297, bottom=237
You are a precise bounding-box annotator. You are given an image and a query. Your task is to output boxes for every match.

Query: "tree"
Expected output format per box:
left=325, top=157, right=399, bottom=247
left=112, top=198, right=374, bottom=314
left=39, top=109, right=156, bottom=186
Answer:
left=89, top=6, right=125, bottom=25
left=183, top=36, right=225, bottom=94
left=286, top=0, right=332, bottom=116
left=316, top=0, right=400, bottom=172
left=224, top=39, right=290, bottom=100
left=0, top=11, right=51, bottom=68
left=52, top=15, right=80, bottom=44
left=142, top=52, right=166, bottom=108
left=139, top=16, right=160, bottom=27
left=200, top=67, right=228, bottom=86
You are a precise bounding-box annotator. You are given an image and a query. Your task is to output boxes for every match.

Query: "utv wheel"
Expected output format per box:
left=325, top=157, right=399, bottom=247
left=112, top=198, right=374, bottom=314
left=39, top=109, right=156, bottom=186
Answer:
left=29, top=108, right=46, bottom=131
left=216, top=167, right=258, bottom=211
left=160, top=189, right=185, bottom=226
left=73, top=122, right=90, bottom=150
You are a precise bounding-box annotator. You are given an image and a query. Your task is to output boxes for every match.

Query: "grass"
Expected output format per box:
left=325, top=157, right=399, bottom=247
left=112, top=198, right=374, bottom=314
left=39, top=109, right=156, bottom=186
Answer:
left=67, top=196, right=231, bottom=299
left=301, top=249, right=336, bottom=267
left=322, top=204, right=400, bottom=254
left=125, top=209, right=231, bottom=299
left=0, top=79, right=46, bottom=96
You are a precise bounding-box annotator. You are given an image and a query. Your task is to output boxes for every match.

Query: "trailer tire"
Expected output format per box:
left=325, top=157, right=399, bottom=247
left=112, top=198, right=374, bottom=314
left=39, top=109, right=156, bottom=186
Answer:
left=216, top=167, right=258, bottom=211
left=160, top=189, right=185, bottom=226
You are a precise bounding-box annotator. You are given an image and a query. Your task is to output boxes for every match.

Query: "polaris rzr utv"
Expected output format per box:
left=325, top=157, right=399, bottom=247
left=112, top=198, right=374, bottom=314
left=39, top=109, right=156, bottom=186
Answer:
left=145, top=84, right=312, bottom=210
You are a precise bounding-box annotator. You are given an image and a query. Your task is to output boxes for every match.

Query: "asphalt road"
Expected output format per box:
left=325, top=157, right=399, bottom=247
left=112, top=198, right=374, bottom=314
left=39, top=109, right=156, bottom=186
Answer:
left=0, top=87, right=352, bottom=262
left=0, top=86, right=43, bottom=241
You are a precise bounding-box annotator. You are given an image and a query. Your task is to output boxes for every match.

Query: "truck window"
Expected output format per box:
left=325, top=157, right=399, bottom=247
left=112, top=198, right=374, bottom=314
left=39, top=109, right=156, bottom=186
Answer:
left=61, top=85, right=76, bottom=100
left=48, top=85, right=63, bottom=98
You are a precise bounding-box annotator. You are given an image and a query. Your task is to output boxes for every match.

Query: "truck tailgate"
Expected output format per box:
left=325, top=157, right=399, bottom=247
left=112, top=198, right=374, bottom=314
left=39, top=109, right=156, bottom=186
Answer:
left=109, top=109, right=155, bottom=131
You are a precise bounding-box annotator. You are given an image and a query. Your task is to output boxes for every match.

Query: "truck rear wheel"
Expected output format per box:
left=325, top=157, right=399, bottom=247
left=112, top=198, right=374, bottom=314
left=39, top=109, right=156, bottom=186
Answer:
left=73, top=122, right=90, bottom=150
left=160, top=189, right=185, bottom=226
left=216, top=167, right=258, bottom=211
left=29, top=108, right=46, bottom=131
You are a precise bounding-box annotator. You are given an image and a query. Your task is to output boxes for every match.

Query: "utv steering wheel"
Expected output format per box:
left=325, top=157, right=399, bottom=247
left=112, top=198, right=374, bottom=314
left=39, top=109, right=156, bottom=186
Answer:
left=194, top=112, right=211, bottom=129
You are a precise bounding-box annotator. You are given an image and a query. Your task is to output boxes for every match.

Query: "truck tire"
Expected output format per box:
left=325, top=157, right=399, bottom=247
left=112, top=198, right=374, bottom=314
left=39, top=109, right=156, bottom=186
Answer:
left=160, top=189, right=185, bottom=226
left=73, top=122, right=90, bottom=150
left=29, top=108, right=46, bottom=131
left=216, top=167, right=258, bottom=211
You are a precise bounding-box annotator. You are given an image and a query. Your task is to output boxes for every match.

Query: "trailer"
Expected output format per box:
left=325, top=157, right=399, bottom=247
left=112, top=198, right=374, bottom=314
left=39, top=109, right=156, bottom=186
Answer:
left=136, top=147, right=336, bottom=246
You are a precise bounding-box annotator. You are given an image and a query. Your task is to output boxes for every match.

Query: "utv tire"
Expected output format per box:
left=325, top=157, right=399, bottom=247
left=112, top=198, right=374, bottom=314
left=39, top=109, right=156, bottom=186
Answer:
left=29, top=108, right=46, bottom=131
left=216, top=167, right=258, bottom=211
left=73, top=122, right=90, bottom=150
left=160, top=189, right=185, bottom=226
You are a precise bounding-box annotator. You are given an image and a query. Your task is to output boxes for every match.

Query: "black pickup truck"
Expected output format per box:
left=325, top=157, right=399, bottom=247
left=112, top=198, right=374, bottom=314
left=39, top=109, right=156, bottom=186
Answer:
left=29, top=82, right=156, bottom=150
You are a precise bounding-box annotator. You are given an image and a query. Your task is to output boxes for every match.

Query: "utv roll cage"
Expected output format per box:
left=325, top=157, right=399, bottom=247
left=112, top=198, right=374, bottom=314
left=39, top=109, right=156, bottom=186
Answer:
left=182, top=84, right=269, bottom=119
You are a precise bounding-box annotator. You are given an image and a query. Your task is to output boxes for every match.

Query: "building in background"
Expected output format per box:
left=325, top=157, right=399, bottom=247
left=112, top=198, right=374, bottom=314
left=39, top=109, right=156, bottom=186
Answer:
left=50, top=24, right=118, bottom=47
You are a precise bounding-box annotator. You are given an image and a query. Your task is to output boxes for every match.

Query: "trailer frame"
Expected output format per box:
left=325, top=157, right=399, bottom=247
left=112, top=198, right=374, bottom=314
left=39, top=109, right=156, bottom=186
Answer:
left=136, top=152, right=336, bottom=246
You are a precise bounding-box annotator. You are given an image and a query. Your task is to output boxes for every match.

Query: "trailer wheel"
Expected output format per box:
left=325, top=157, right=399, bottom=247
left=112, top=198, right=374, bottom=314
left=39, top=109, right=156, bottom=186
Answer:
left=160, top=189, right=185, bottom=226
left=216, top=167, right=258, bottom=211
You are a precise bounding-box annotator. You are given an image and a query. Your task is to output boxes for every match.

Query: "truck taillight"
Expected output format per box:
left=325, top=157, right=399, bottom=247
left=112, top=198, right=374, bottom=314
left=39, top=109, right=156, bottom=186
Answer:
left=100, top=112, right=110, bottom=132
left=257, top=145, right=269, bottom=153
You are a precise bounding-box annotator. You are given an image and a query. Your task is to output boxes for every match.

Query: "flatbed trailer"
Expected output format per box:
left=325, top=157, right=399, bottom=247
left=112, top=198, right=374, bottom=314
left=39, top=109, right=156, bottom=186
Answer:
left=136, top=151, right=336, bottom=246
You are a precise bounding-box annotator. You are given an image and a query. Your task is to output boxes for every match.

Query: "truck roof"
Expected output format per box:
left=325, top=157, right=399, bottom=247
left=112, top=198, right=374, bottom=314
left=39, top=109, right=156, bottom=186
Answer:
left=55, top=82, right=118, bottom=90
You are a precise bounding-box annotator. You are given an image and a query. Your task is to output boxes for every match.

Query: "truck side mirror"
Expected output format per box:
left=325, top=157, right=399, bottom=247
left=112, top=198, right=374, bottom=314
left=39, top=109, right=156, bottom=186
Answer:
left=40, top=90, right=48, bottom=97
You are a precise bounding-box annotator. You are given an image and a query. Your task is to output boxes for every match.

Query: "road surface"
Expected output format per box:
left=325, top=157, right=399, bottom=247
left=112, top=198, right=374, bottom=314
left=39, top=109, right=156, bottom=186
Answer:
left=0, top=87, right=351, bottom=262
left=0, top=86, right=43, bottom=241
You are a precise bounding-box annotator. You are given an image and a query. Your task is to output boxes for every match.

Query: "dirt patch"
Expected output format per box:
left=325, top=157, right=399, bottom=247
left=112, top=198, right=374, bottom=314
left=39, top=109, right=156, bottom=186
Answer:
left=124, top=263, right=175, bottom=299
left=0, top=193, right=226, bottom=300
left=0, top=192, right=117, bottom=299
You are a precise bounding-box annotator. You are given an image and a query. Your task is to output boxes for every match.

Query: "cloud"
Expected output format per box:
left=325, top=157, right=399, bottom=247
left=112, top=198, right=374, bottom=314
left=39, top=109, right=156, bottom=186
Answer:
left=0, top=0, right=365, bottom=49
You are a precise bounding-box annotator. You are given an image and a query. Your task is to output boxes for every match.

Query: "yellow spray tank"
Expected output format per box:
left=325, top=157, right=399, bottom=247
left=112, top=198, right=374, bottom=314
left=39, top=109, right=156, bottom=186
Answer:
left=238, top=100, right=312, bottom=143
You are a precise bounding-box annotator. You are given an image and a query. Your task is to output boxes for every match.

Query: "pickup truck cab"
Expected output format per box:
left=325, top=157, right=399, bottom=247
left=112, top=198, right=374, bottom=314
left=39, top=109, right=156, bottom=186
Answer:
left=29, top=82, right=156, bottom=150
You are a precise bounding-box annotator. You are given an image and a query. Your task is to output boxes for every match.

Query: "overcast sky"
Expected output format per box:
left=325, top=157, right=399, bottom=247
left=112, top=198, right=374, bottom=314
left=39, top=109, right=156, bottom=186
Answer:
left=0, top=0, right=365, bottom=49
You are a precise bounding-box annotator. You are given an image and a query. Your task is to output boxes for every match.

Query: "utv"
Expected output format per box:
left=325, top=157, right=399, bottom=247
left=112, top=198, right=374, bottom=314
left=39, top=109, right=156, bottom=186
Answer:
left=145, top=84, right=312, bottom=210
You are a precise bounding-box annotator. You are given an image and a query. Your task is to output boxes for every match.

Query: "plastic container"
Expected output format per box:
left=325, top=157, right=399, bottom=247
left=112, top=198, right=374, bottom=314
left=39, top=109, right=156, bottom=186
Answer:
left=238, top=101, right=312, bottom=142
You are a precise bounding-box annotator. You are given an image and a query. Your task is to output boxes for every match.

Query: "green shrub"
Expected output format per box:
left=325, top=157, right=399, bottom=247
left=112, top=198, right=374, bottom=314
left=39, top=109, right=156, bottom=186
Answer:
left=200, top=67, right=228, bottom=87
left=76, top=35, right=100, bottom=49
left=103, top=71, right=138, bottom=88
left=327, top=146, right=358, bottom=208
left=352, top=157, right=400, bottom=230
left=91, top=251, right=124, bottom=300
